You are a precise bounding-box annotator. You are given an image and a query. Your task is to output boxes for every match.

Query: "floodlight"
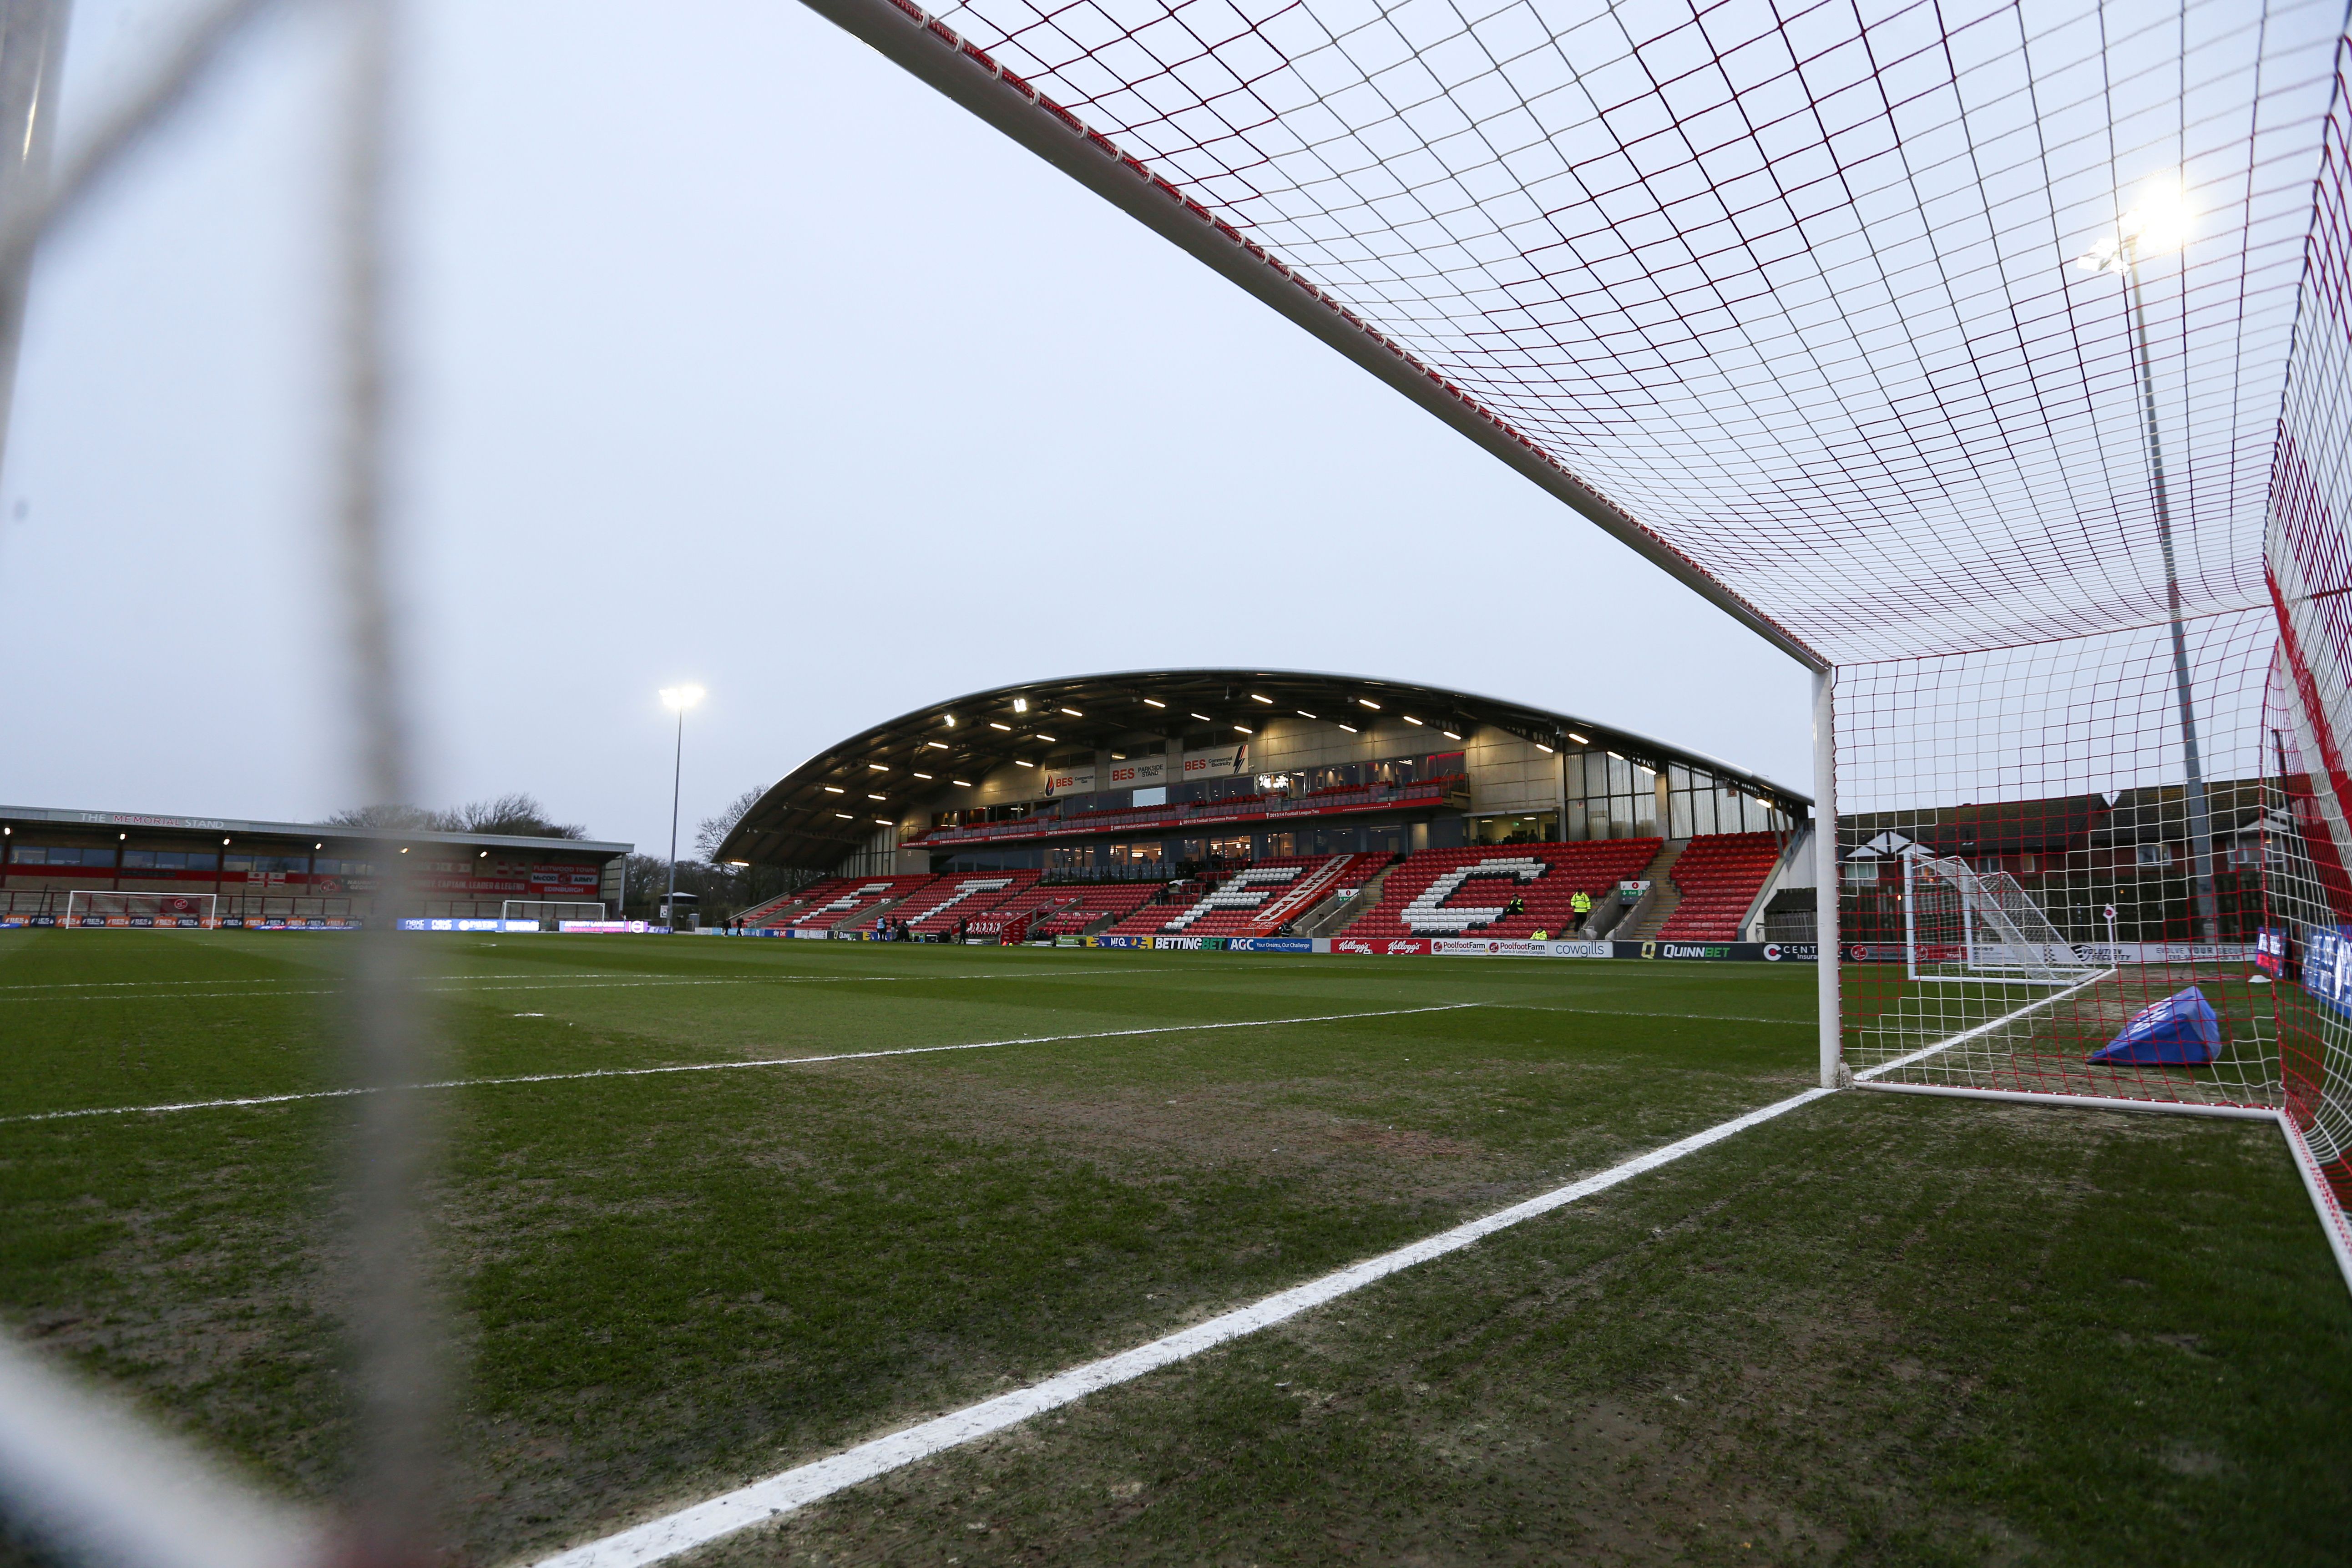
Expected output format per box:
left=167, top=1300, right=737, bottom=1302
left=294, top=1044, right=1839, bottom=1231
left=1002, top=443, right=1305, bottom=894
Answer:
left=2078, top=174, right=2191, bottom=273
left=659, top=684, right=704, bottom=711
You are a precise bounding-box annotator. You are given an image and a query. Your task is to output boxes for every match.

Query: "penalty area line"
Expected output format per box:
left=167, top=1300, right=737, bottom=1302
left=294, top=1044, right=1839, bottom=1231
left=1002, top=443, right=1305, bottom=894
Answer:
left=523, top=1083, right=1835, bottom=1568
left=0, top=1003, right=1480, bottom=1125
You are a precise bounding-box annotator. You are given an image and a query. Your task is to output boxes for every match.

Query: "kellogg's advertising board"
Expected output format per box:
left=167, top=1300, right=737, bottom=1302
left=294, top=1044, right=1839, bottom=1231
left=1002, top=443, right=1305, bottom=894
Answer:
left=1328, top=937, right=1430, bottom=956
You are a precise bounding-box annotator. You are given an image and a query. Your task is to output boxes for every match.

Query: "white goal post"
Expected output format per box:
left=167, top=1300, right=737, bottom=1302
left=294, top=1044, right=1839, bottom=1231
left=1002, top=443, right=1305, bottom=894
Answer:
left=501, top=899, right=607, bottom=925
left=1902, top=855, right=2094, bottom=986
left=59, top=890, right=218, bottom=928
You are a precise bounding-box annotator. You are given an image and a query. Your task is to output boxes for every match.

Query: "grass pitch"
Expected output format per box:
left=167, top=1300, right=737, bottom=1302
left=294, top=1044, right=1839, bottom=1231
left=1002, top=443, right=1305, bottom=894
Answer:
left=1, top=932, right=2347, bottom=1566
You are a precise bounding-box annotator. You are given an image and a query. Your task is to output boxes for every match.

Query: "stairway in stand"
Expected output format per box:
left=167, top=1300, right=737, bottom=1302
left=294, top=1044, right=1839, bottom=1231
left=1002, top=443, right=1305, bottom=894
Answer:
left=1244, top=853, right=1363, bottom=936
left=1619, top=840, right=1688, bottom=940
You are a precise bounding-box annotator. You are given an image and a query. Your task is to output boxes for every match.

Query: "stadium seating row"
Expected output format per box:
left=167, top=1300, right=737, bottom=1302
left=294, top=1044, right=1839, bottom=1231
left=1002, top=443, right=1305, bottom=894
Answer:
left=1343, top=839, right=1662, bottom=940
left=736, top=831, right=1781, bottom=942
left=1104, top=853, right=1388, bottom=937
left=1655, top=832, right=1785, bottom=940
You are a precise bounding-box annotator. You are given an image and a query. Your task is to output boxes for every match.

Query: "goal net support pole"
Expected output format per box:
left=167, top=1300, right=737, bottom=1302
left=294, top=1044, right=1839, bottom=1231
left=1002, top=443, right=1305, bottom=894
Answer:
left=1814, top=667, right=1840, bottom=1090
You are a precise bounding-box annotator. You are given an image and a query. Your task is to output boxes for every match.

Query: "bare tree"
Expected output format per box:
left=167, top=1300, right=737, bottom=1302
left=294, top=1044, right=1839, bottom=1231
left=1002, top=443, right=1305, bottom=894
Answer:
left=322, top=793, right=586, bottom=839
left=694, top=785, right=765, bottom=862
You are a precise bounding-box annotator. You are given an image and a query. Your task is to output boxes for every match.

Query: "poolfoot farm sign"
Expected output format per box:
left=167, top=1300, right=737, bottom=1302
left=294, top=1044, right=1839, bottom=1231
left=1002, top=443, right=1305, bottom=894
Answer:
left=1060, top=935, right=1821, bottom=961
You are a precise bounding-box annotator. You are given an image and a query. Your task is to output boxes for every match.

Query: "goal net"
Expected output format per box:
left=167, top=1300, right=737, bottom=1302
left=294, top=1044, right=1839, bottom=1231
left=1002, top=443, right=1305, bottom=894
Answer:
left=1839, top=618, right=2279, bottom=1110
left=60, top=890, right=217, bottom=929
left=501, top=900, right=606, bottom=926
left=805, top=0, right=2352, bottom=1231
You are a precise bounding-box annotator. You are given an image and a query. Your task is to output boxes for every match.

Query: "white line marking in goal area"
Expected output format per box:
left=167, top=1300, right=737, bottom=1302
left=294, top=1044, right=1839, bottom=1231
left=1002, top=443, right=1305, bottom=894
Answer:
left=0, top=1004, right=1478, bottom=1126
left=1852, top=967, right=2117, bottom=1082
left=526, top=1083, right=1833, bottom=1568
left=1849, top=1081, right=2352, bottom=1300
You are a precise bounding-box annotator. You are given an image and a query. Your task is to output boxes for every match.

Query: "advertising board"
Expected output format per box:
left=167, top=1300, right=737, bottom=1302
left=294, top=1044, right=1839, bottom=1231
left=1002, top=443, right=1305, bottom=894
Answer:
left=398, top=918, right=543, bottom=933
left=1614, top=941, right=1819, bottom=961
left=1227, top=937, right=1312, bottom=953
left=1330, top=936, right=1429, bottom=956
left=1429, top=938, right=1613, bottom=958
left=1093, top=935, right=1141, bottom=948
left=1106, top=757, right=1168, bottom=789
left=2303, top=926, right=2351, bottom=1016
left=559, top=920, right=652, bottom=934
left=1181, top=743, right=1249, bottom=779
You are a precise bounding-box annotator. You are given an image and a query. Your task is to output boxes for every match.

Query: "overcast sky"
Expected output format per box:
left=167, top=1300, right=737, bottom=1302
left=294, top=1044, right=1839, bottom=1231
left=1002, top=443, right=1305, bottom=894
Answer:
left=0, top=0, right=1812, bottom=853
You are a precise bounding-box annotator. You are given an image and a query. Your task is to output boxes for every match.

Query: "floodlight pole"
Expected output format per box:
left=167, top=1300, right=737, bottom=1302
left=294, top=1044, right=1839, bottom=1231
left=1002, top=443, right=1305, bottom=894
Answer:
left=1813, top=667, right=1841, bottom=1090
left=665, top=702, right=686, bottom=931
left=2123, top=242, right=2220, bottom=944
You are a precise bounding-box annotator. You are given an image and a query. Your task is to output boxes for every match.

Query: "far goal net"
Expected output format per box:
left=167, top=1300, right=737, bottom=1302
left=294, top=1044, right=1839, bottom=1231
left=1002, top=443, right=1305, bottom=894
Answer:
left=1903, top=856, right=2092, bottom=986
left=501, top=900, right=607, bottom=927
left=60, top=890, right=217, bottom=928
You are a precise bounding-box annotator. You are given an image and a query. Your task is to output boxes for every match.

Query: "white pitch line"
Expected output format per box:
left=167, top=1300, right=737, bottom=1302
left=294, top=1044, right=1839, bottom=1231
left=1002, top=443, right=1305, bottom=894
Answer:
left=1491, top=1003, right=1809, bottom=1026
left=0, top=967, right=1147, bottom=1003
left=0, top=1004, right=1478, bottom=1125
left=525, top=1083, right=1835, bottom=1568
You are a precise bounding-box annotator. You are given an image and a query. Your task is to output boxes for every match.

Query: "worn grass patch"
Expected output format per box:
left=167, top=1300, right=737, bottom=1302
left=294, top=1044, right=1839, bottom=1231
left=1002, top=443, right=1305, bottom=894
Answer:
left=0, top=931, right=2342, bottom=1568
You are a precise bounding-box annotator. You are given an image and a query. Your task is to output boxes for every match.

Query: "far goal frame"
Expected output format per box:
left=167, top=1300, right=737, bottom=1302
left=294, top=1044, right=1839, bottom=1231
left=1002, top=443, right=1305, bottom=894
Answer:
left=1902, top=854, right=2094, bottom=986
left=59, top=890, right=218, bottom=928
left=501, top=899, right=608, bottom=925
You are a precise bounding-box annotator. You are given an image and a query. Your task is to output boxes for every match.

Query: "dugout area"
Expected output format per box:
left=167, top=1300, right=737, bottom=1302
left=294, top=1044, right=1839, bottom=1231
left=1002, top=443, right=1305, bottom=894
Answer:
left=2, top=929, right=2344, bottom=1567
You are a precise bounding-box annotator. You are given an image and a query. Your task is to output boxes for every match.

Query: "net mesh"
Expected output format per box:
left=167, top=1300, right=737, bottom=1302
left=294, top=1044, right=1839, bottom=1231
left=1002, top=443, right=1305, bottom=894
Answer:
left=1837, top=609, right=2282, bottom=1110
left=915, top=0, right=2342, bottom=663
left=2264, top=30, right=2352, bottom=1203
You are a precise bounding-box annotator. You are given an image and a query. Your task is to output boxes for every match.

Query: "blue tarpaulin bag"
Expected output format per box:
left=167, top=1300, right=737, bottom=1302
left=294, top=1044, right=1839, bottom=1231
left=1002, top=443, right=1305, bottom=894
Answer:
left=2087, top=986, right=2220, bottom=1065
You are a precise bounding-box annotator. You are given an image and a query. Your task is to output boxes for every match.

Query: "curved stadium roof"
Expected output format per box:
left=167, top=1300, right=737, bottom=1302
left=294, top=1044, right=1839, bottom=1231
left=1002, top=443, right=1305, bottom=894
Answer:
left=719, top=668, right=1808, bottom=870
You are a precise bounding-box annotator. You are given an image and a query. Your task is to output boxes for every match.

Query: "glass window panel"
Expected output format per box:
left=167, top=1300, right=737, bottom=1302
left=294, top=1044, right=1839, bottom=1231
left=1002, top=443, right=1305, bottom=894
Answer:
left=1669, top=793, right=1692, bottom=839
left=1607, top=794, right=1635, bottom=838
